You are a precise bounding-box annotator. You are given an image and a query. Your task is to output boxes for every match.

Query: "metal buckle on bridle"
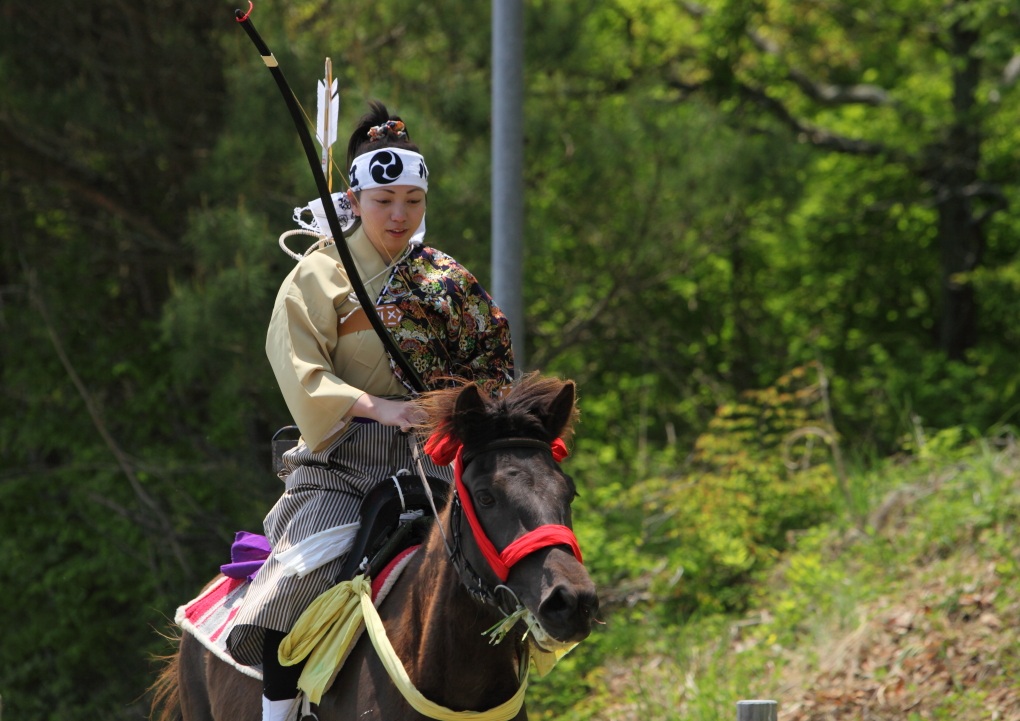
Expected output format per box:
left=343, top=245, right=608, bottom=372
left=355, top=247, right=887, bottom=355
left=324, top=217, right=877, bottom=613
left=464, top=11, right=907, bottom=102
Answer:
left=492, top=584, right=523, bottom=617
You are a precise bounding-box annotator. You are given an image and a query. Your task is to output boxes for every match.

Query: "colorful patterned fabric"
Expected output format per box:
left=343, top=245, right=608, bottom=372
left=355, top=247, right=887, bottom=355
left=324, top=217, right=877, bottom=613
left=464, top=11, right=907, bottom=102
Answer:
left=177, top=575, right=263, bottom=680
left=377, top=245, right=515, bottom=393
left=179, top=546, right=420, bottom=684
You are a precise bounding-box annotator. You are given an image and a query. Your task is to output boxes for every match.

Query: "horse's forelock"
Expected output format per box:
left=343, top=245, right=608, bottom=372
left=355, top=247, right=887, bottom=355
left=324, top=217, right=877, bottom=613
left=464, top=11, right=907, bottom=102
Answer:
left=416, top=374, right=577, bottom=448
left=415, top=377, right=469, bottom=441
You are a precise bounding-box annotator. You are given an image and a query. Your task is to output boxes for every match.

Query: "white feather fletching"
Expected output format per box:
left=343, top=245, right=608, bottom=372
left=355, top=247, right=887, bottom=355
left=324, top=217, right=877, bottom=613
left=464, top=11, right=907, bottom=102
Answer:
left=316, top=76, right=339, bottom=150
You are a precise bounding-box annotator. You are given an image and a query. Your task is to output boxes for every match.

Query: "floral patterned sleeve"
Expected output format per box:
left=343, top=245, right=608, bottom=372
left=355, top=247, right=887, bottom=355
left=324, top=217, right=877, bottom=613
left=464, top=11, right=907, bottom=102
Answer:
left=451, top=266, right=516, bottom=385
left=377, top=246, right=516, bottom=392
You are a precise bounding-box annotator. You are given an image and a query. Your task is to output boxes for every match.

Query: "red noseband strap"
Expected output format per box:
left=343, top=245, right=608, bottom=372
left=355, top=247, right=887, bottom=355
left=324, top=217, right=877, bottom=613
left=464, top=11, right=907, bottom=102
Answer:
left=499, top=524, right=583, bottom=570
left=424, top=432, right=583, bottom=583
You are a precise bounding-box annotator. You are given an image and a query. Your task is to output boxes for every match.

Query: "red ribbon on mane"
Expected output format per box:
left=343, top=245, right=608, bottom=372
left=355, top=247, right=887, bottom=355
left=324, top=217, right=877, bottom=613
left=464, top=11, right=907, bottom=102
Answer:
left=424, top=433, right=582, bottom=582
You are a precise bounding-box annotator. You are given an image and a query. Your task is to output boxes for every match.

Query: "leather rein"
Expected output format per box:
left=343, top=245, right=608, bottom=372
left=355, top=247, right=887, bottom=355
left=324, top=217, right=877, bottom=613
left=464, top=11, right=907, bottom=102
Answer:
left=416, top=434, right=584, bottom=613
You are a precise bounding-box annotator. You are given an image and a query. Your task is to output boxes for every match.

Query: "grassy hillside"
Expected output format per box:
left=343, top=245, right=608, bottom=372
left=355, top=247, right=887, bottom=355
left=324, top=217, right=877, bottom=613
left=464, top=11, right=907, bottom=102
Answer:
left=530, top=428, right=1020, bottom=720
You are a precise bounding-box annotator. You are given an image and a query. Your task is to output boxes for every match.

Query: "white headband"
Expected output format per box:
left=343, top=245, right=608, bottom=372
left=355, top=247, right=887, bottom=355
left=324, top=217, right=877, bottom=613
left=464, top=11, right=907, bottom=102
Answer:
left=349, top=148, right=429, bottom=193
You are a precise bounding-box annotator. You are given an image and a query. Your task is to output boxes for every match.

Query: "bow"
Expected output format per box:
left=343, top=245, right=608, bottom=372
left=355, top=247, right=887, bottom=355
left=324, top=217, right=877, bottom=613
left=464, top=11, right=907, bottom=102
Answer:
left=234, top=2, right=427, bottom=392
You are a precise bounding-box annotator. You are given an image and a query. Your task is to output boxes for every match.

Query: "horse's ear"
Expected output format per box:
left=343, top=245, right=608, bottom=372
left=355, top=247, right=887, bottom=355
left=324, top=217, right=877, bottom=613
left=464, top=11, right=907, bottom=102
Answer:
left=453, top=383, right=486, bottom=435
left=543, top=381, right=576, bottom=439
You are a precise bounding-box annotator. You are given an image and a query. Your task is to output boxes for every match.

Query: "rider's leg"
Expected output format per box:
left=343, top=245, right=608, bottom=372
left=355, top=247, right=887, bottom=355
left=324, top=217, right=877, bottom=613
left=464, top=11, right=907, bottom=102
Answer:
left=261, top=629, right=304, bottom=721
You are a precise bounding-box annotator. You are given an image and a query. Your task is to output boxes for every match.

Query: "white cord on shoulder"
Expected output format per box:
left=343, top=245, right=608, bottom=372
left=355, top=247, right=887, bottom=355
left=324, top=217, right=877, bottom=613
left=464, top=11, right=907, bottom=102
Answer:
left=278, top=229, right=334, bottom=262
left=338, top=305, right=361, bottom=324
left=339, top=245, right=415, bottom=327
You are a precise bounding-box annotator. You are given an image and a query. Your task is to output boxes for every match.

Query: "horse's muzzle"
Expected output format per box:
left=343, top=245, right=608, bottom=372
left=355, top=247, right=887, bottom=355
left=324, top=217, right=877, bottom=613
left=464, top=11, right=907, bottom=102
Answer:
left=538, top=580, right=600, bottom=643
left=521, top=546, right=599, bottom=644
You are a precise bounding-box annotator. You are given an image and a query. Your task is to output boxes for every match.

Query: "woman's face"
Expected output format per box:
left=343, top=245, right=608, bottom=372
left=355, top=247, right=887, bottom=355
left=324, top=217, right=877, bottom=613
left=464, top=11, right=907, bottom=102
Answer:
left=348, top=185, right=427, bottom=261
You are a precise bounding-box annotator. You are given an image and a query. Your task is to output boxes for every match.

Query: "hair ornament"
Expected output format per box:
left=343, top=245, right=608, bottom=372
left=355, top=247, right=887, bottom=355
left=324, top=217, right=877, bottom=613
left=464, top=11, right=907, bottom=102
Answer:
left=367, top=120, right=407, bottom=142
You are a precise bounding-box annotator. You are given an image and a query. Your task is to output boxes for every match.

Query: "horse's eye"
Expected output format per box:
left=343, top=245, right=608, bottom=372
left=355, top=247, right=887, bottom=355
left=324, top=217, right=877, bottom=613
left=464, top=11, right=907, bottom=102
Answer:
left=565, top=474, right=579, bottom=501
left=474, top=489, right=496, bottom=508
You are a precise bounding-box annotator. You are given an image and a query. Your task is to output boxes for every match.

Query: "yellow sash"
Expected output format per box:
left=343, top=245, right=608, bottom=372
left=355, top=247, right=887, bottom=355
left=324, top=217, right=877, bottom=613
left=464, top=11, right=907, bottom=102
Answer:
left=280, top=575, right=532, bottom=720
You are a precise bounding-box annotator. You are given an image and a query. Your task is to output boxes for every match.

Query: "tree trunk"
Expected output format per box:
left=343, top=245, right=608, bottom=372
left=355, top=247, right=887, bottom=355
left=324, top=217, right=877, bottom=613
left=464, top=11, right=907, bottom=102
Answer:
left=933, top=11, right=983, bottom=360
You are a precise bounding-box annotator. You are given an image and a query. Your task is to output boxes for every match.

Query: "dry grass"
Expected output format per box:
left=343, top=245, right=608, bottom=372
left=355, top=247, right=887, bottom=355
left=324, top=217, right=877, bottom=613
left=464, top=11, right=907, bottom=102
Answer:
left=776, top=553, right=1020, bottom=720
left=578, top=439, right=1020, bottom=721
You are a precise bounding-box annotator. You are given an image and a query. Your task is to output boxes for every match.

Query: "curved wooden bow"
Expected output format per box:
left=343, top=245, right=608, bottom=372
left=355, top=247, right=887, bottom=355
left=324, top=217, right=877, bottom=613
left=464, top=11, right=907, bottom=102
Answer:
left=234, top=5, right=427, bottom=392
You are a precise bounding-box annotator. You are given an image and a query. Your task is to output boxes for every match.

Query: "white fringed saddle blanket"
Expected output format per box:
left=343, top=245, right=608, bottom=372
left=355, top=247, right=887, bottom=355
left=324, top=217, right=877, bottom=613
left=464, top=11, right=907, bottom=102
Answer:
left=176, top=573, right=263, bottom=679
left=176, top=545, right=420, bottom=680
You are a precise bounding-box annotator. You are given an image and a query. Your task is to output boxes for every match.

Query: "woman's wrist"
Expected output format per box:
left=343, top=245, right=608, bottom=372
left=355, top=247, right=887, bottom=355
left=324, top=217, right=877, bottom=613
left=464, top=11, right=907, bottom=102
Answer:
left=351, top=392, right=383, bottom=422
left=350, top=393, right=423, bottom=430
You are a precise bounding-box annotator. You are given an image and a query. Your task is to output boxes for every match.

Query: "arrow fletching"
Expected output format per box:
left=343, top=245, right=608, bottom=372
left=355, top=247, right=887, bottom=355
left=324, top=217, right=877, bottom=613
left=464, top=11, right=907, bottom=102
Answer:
left=316, top=58, right=339, bottom=186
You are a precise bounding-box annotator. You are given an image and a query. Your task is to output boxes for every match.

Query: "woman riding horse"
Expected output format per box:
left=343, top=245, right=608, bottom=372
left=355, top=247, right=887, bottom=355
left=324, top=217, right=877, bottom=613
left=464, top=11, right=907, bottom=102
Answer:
left=227, top=101, right=515, bottom=720
left=151, top=375, right=599, bottom=720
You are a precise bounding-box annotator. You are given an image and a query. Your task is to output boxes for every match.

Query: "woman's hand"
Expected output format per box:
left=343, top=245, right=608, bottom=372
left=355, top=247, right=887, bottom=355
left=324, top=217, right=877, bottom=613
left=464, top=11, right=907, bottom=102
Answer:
left=351, top=394, right=425, bottom=432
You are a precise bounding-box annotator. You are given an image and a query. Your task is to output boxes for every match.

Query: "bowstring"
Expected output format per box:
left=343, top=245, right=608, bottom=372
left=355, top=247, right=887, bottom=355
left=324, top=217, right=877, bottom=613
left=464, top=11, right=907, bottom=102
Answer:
left=406, top=433, right=454, bottom=557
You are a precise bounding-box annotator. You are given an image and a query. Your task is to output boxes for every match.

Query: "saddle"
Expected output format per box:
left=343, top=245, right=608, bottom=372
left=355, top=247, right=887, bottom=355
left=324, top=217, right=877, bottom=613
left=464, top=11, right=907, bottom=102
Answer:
left=335, top=471, right=450, bottom=582
left=176, top=438, right=451, bottom=684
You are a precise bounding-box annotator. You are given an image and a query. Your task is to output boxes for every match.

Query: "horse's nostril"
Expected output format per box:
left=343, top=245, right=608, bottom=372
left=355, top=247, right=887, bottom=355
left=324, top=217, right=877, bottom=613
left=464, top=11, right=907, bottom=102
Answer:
left=541, top=586, right=575, bottom=618
left=537, top=585, right=599, bottom=642
left=540, top=586, right=599, bottom=623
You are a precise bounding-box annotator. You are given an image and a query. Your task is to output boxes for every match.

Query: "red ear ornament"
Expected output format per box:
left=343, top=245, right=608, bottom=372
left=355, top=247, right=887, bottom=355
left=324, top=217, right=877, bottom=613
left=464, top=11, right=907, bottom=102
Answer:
left=424, top=432, right=462, bottom=466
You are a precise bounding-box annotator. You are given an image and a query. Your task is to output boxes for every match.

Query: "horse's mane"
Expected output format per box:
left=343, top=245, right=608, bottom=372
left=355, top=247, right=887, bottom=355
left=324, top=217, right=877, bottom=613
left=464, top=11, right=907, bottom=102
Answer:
left=416, top=373, right=578, bottom=448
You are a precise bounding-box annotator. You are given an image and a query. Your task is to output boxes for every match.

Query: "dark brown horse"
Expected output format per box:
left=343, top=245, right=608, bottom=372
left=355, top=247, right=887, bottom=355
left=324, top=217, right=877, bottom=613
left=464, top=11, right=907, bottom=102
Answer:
left=151, top=375, right=599, bottom=720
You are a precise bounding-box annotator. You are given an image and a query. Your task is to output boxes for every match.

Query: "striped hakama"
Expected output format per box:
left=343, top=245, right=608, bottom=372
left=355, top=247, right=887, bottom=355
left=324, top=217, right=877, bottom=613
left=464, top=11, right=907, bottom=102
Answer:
left=226, top=422, right=452, bottom=667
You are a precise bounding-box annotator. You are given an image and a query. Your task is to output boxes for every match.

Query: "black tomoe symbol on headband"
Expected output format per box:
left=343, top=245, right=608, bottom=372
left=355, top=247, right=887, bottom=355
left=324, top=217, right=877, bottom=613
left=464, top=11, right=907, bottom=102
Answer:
left=369, top=151, right=404, bottom=184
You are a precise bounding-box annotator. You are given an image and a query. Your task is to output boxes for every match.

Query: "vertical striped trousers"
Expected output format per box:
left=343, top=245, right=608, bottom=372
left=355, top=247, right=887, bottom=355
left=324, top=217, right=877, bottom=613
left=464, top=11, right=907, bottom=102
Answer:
left=226, top=422, right=452, bottom=667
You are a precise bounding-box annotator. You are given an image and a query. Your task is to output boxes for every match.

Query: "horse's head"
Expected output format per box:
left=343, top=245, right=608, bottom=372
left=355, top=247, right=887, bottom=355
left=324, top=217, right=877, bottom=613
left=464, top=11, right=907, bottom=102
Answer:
left=422, top=375, right=599, bottom=647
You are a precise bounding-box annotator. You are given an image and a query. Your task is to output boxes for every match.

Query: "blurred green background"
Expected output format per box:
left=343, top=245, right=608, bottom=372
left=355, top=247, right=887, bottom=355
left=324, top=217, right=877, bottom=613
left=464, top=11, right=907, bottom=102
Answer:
left=2, top=1, right=1018, bottom=718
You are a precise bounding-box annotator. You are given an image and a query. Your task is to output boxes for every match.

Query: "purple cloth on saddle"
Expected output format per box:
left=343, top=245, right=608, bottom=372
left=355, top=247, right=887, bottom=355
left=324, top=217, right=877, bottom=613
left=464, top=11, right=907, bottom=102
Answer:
left=220, top=531, right=271, bottom=582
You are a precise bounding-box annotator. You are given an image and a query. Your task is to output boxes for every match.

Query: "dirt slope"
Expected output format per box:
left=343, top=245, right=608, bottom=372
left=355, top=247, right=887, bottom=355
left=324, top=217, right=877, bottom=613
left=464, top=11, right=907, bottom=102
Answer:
left=778, top=553, right=1020, bottom=720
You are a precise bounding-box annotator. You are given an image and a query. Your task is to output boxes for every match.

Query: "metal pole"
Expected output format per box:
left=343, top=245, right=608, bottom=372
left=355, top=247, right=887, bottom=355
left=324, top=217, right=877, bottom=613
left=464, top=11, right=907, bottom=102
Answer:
left=737, top=700, right=778, bottom=721
left=491, top=0, right=525, bottom=374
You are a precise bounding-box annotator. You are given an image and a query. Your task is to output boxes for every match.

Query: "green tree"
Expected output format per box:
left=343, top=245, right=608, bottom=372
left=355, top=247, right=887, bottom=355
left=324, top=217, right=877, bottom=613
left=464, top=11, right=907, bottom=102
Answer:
left=4, top=1, right=1017, bottom=718
left=0, top=2, right=250, bottom=718
left=666, top=0, right=1020, bottom=362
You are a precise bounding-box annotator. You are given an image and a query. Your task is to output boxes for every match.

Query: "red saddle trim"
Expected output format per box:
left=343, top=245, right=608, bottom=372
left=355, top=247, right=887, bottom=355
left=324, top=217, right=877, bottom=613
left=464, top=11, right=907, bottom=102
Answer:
left=371, top=545, right=421, bottom=601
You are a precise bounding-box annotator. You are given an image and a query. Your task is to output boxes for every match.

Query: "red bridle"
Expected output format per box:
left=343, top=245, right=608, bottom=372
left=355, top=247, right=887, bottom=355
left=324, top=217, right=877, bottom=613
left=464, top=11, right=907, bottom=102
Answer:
left=424, top=433, right=583, bottom=582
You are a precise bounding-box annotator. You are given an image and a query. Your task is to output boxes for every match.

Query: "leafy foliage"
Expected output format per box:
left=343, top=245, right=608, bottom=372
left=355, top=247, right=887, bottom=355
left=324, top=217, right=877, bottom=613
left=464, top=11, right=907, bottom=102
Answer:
left=532, top=433, right=1020, bottom=721
left=1, top=0, right=1019, bottom=718
left=654, top=365, right=839, bottom=611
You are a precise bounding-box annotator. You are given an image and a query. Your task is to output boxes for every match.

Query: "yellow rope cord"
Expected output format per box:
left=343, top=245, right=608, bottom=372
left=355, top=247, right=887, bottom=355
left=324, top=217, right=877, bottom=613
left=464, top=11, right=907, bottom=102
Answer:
left=280, top=577, right=369, bottom=703
left=359, top=584, right=530, bottom=721
left=280, top=575, right=530, bottom=718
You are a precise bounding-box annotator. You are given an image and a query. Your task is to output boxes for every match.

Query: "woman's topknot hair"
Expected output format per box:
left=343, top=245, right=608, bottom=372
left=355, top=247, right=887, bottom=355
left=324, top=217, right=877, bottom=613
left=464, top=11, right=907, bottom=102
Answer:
left=346, top=100, right=421, bottom=169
